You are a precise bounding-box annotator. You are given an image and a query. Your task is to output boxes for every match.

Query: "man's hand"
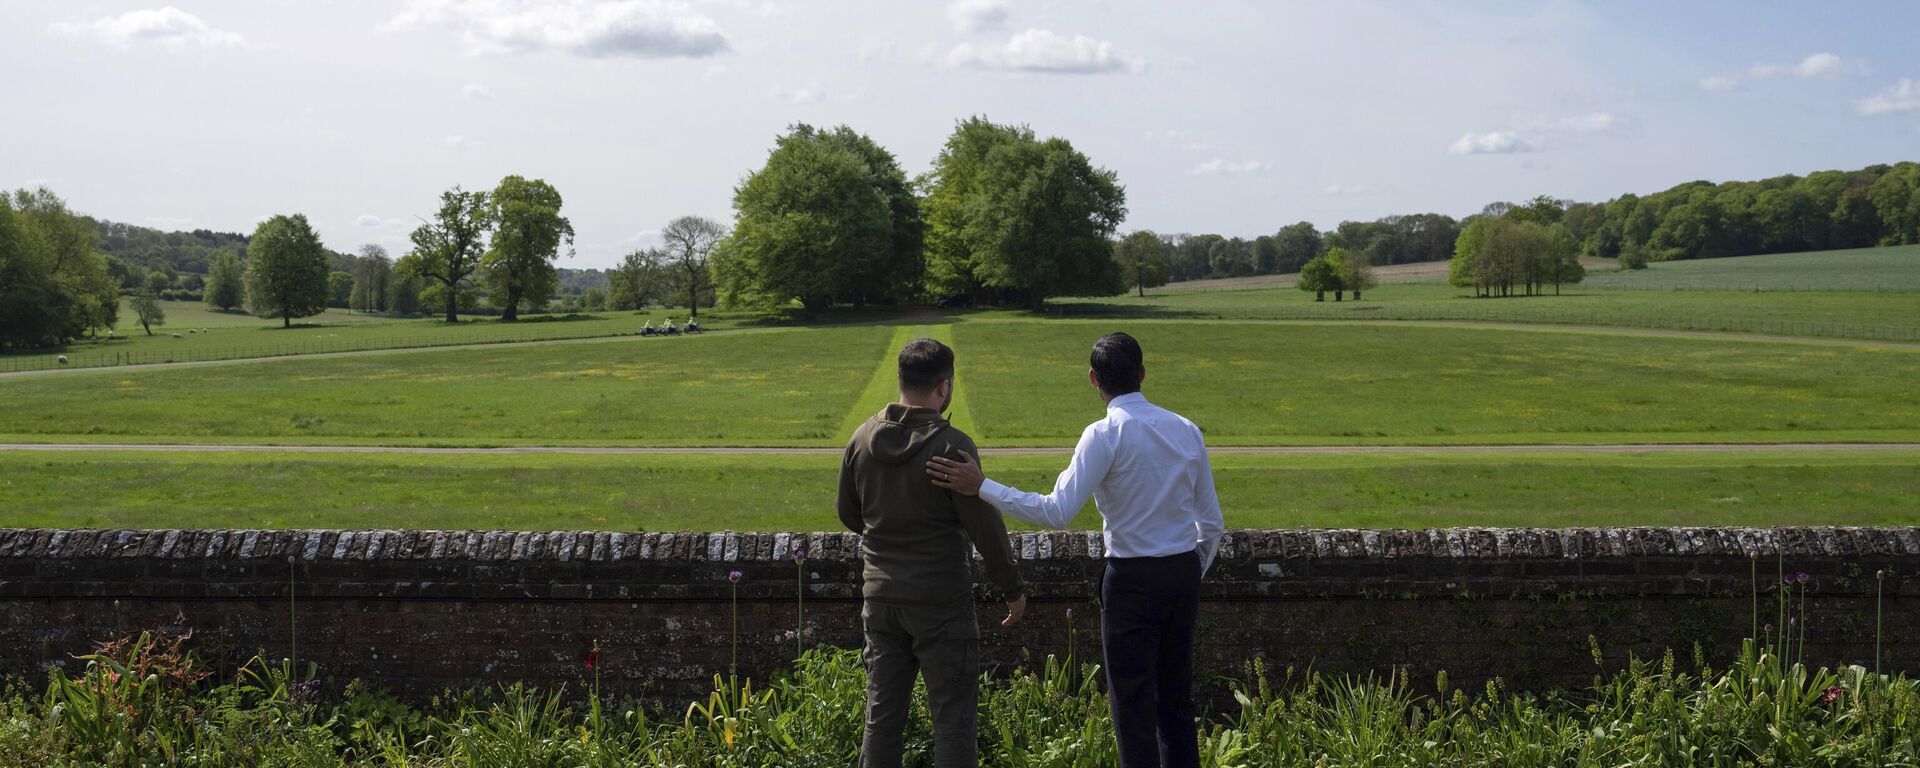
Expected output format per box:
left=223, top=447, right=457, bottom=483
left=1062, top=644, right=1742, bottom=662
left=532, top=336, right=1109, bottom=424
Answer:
left=927, top=452, right=985, bottom=496
left=1002, top=594, right=1027, bottom=627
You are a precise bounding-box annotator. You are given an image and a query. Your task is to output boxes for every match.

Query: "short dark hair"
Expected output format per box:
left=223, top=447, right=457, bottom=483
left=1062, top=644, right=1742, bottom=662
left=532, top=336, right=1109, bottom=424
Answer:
left=898, top=338, right=955, bottom=392
left=1090, top=332, right=1143, bottom=395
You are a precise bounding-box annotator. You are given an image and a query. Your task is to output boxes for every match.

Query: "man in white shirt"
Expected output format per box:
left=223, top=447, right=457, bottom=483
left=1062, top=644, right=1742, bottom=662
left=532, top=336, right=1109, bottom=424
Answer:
left=928, top=331, right=1223, bottom=768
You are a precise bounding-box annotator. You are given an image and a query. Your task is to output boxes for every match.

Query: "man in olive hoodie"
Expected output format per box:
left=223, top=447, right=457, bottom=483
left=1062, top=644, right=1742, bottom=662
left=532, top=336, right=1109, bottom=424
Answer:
left=838, top=338, right=1027, bottom=768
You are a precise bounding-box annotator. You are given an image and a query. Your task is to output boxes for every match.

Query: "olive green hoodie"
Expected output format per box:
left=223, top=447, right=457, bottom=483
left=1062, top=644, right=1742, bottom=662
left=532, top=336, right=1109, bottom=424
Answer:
left=837, top=403, right=1026, bottom=607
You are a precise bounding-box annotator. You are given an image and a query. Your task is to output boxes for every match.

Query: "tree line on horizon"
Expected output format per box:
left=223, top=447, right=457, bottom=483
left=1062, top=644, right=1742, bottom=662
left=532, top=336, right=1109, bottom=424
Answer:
left=5, top=136, right=1918, bottom=349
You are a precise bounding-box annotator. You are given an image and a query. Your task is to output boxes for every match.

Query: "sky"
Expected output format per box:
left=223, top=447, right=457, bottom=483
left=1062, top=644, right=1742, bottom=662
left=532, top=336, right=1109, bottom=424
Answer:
left=4, top=0, right=1918, bottom=269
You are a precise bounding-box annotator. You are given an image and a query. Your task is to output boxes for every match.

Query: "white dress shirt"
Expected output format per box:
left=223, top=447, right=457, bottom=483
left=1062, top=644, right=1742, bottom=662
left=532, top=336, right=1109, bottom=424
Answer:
left=979, top=392, right=1225, bottom=572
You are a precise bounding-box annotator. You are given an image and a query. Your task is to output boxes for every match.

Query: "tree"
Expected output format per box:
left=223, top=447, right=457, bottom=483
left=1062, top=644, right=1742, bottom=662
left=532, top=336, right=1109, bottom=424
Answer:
left=482, top=175, right=573, bottom=321
left=397, top=186, right=491, bottom=323
left=327, top=271, right=354, bottom=309
left=350, top=244, right=391, bottom=313
left=920, top=116, right=1125, bottom=310
left=1251, top=235, right=1280, bottom=274
left=1297, top=257, right=1338, bottom=302
left=387, top=272, right=424, bottom=315
left=1208, top=237, right=1252, bottom=277
left=0, top=188, right=121, bottom=349
left=582, top=287, right=607, bottom=312
left=716, top=123, right=899, bottom=317
left=204, top=252, right=245, bottom=311
left=658, top=215, right=724, bottom=318
left=243, top=214, right=330, bottom=327
left=609, top=248, right=666, bottom=310
left=1329, top=246, right=1374, bottom=300
left=1115, top=230, right=1168, bottom=297
left=1273, top=222, right=1322, bottom=274
left=130, top=291, right=165, bottom=335
left=146, top=270, right=171, bottom=295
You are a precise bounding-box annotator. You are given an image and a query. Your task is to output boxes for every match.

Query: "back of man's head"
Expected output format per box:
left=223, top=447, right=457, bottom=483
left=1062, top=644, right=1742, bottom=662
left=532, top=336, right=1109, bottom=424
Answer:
left=1090, top=332, right=1144, bottom=395
left=898, top=338, right=955, bottom=393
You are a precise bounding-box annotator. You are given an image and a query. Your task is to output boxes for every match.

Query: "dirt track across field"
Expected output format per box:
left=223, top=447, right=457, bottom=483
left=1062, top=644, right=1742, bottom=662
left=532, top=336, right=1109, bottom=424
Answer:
left=3, top=442, right=1917, bottom=456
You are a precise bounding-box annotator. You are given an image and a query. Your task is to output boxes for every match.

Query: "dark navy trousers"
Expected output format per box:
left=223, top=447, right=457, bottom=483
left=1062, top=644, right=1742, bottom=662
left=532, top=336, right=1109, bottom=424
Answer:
left=1100, top=549, right=1202, bottom=768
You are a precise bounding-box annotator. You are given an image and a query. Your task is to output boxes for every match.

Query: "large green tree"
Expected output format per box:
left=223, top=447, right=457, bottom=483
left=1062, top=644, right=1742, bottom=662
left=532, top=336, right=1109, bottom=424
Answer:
left=1273, top=222, right=1323, bottom=275
left=204, top=251, right=245, bottom=311
left=714, top=124, right=905, bottom=317
left=482, top=176, right=573, bottom=321
left=609, top=248, right=665, bottom=311
left=1327, top=246, right=1374, bottom=300
left=1297, top=256, right=1338, bottom=302
left=0, top=188, right=119, bottom=349
left=397, top=186, right=491, bottom=323
left=243, top=214, right=330, bottom=327
left=1115, top=230, right=1169, bottom=297
left=921, top=117, right=1126, bottom=309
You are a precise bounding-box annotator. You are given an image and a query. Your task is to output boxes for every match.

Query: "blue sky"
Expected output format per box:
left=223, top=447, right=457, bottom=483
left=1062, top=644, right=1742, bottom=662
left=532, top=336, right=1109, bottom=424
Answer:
left=3, top=0, right=1915, bottom=268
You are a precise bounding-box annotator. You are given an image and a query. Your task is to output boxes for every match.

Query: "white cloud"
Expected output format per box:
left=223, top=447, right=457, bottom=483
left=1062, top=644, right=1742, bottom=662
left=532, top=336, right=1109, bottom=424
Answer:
left=946, top=0, right=1008, bottom=33
left=461, top=82, right=495, bottom=100
left=1700, top=52, right=1862, bottom=91
left=1188, top=159, right=1268, bottom=176
left=946, top=29, right=1145, bottom=75
left=769, top=82, right=826, bottom=104
left=856, top=38, right=894, bottom=64
left=386, top=0, right=731, bottom=59
left=1322, top=184, right=1381, bottom=197
left=48, top=7, right=245, bottom=50
left=1145, top=129, right=1212, bottom=152
left=443, top=134, right=484, bottom=147
left=1857, top=79, right=1920, bottom=116
left=1448, top=131, right=1534, bottom=155
left=1447, top=112, right=1615, bottom=156
left=1553, top=112, right=1616, bottom=132
left=355, top=214, right=405, bottom=228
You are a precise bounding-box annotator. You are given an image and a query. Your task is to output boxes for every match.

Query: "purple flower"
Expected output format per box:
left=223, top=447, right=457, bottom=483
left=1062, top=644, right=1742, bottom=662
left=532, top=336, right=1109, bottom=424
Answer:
left=1795, top=571, right=1811, bottom=584
left=728, top=570, right=743, bottom=583
left=792, top=546, right=807, bottom=563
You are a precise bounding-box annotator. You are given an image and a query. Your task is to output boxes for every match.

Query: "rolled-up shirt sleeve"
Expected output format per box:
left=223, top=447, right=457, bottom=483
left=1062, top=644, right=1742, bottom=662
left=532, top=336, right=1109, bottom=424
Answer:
left=979, top=423, right=1111, bottom=530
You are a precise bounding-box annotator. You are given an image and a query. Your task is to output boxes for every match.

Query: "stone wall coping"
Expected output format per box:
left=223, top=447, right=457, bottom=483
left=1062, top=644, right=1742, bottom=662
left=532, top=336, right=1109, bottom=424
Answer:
left=1, top=526, right=1914, bottom=563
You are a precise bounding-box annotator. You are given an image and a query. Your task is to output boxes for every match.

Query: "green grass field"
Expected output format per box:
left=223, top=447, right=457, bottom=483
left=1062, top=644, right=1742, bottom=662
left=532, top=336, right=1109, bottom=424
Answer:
left=958, top=320, right=1920, bottom=445
left=3, top=448, right=1914, bottom=530
left=1583, top=245, right=1920, bottom=292
left=0, top=299, right=751, bottom=373
left=1058, top=282, right=1920, bottom=341
left=0, top=326, right=886, bottom=444
left=3, top=321, right=1917, bottom=447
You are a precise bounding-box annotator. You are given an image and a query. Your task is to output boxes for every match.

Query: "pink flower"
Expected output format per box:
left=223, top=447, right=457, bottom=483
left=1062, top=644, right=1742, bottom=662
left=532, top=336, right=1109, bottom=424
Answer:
left=585, top=647, right=601, bottom=673
left=1822, top=686, right=1843, bottom=705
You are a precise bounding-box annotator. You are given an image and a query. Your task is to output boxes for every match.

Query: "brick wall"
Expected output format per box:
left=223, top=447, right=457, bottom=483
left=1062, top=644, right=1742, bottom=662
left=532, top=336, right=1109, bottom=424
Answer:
left=1, top=527, right=1914, bottom=704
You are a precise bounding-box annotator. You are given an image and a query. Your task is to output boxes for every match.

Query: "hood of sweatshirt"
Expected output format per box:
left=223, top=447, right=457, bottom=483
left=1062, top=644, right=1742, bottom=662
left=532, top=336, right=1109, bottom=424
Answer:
left=864, top=403, right=950, bottom=465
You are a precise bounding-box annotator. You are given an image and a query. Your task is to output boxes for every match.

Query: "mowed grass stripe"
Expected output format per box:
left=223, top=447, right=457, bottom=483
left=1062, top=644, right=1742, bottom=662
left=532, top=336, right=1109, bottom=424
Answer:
left=837, top=324, right=979, bottom=441
left=4, top=449, right=1916, bottom=531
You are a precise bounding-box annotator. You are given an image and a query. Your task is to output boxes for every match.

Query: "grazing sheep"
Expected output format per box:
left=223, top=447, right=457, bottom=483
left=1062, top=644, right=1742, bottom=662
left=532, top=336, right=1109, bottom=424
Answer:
left=171, top=333, right=182, bottom=339
left=105, top=330, right=114, bottom=338
left=187, top=329, right=197, bottom=334
left=56, top=355, right=69, bottom=366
